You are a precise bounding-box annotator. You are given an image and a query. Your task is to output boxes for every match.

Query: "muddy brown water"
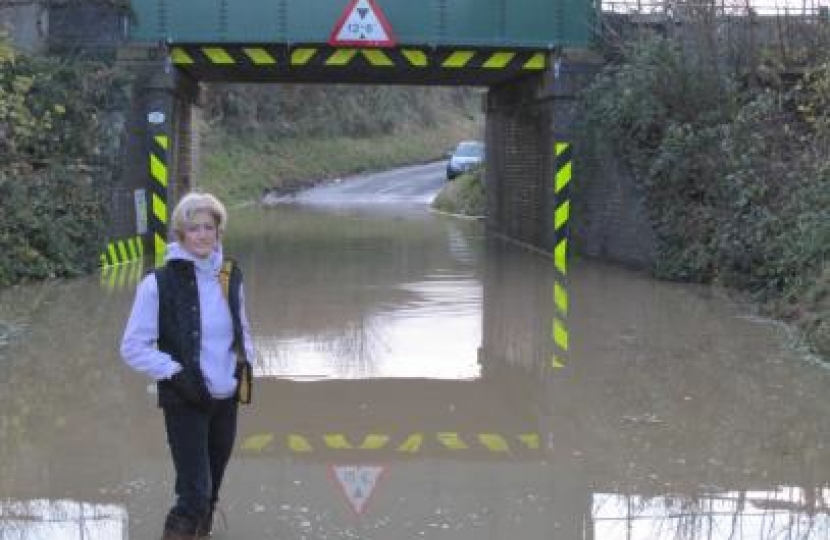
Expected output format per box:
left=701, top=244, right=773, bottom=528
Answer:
left=0, top=202, right=828, bottom=539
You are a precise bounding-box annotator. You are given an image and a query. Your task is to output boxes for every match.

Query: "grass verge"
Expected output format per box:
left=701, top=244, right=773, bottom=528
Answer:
left=431, top=169, right=485, bottom=218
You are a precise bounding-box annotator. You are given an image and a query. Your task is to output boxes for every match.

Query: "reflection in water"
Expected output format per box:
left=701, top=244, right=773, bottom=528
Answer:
left=329, top=464, right=385, bottom=515
left=0, top=499, right=127, bottom=539
left=594, top=488, right=830, bottom=539
left=0, top=202, right=828, bottom=539
left=229, top=206, right=483, bottom=380
left=252, top=270, right=482, bottom=380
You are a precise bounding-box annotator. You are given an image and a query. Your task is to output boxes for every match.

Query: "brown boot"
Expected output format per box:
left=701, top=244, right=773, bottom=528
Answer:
left=161, top=512, right=200, bottom=540
left=194, top=506, right=213, bottom=538
left=196, top=504, right=229, bottom=538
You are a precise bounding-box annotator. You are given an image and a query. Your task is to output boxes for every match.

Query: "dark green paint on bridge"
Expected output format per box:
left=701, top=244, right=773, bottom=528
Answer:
left=129, top=0, right=592, bottom=50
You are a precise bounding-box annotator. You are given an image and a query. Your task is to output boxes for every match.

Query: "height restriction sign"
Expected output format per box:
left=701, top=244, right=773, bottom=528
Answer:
left=329, top=0, right=396, bottom=47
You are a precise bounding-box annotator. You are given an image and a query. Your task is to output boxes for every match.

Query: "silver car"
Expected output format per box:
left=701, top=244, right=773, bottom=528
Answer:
left=446, top=140, right=484, bottom=180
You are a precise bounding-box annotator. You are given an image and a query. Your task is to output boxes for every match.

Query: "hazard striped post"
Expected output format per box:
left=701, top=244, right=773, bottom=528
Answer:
left=552, top=142, right=572, bottom=368
left=147, top=129, right=170, bottom=266
left=100, top=255, right=144, bottom=292
left=99, top=236, right=144, bottom=268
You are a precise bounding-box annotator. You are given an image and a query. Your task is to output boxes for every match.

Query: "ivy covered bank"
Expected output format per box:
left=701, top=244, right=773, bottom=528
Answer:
left=0, top=37, right=131, bottom=286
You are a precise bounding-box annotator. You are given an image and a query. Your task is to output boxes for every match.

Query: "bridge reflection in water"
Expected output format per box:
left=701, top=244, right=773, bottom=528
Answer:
left=593, top=489, right=830, bottom=539
left=1, top=204, right=829, bottom=538
left=0, top=500, right=127, bottom=539
left=225, top=206, right=829, bottom=539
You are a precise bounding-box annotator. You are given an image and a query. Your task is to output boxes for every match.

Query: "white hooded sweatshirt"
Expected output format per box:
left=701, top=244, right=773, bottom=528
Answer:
left=120, top=242, right=255, bottom=399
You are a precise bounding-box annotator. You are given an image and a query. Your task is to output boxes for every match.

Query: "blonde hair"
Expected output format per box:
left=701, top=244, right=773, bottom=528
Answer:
left=170, top=192, right=227, bottom=242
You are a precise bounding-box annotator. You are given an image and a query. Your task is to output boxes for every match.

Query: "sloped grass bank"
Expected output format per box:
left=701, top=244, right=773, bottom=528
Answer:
left=200, top=115, right=481, bottom=205
left=431, top=169, right=485, bottom=218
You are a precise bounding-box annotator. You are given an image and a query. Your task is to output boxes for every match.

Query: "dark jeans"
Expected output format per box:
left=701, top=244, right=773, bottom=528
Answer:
left=163, top=397, right=238, bottom=521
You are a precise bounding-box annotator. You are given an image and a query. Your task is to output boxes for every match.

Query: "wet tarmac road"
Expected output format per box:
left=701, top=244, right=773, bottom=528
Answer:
left=0, top=163, right=829, bottom=539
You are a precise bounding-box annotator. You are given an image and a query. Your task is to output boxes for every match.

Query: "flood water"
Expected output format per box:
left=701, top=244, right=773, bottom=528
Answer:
left=1, top=191, right=829, bottom=539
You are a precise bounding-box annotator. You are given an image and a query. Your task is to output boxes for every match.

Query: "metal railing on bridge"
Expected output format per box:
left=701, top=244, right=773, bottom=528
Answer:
left=595, top=0, right=829, bottom=66
left=597, top=0, right=829, bottom=18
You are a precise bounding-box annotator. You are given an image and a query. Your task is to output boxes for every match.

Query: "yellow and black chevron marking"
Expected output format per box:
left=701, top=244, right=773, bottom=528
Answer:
left=552, top=142, right=572, bottom=369
left=239, top=431, right=542, bottom=457
left=148, top=134, right=169, bottom=261
left=170, top=44, right=547, bottom=72
left=100, top=236, right=144, bottom=268
left=100, top=259, right=145, bottom=292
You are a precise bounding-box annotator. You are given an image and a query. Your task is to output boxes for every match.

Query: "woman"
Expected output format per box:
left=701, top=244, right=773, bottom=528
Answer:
left=121, top=192, right=255, bottom=539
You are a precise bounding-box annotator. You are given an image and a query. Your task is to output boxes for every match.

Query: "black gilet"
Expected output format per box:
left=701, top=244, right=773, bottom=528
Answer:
left=154, top=258, right=245, bottom=408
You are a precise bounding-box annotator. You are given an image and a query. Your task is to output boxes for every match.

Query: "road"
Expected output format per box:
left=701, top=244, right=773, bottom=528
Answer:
left=263, top=160, right=447, bottom=206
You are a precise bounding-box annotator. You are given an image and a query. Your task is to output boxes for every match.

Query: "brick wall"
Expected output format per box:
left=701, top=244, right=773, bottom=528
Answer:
left=570, top=151, right=656, bottom=268
left=47, top=2, right=127, bottom=54
left=0, top=4, right=46, bottom=53
left=485, top=58, right=657, bottom=270
left=485, top=75, right=553, bottom=250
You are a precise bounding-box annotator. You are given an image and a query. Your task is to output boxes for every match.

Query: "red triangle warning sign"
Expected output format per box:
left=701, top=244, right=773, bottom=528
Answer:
left=329, top=0, right=397, bottom=48
left=330, top=465, right=385, bottom=515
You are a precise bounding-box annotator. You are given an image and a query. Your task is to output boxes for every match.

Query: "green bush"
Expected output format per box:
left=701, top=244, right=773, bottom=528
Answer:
left=577, top=34, right=830, bottom=357
left=0, top=38, right=131, bottom=286
left=579, top=37, right=739, bottom=281
left=0, top=166, right=108, bottom=285
left=203, top=84, right=480, bottom=140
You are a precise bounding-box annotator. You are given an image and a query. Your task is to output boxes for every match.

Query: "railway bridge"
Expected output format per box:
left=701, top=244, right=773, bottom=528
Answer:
left=91, top=0, right=595, bottom=272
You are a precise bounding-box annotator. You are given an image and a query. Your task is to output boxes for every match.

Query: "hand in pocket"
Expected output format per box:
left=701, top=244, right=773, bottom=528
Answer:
left=170, top=367, right=212, bottom=410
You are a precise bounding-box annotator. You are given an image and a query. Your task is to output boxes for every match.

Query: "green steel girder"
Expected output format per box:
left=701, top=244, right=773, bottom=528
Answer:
left=129, top=0, right=591, bottom=49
